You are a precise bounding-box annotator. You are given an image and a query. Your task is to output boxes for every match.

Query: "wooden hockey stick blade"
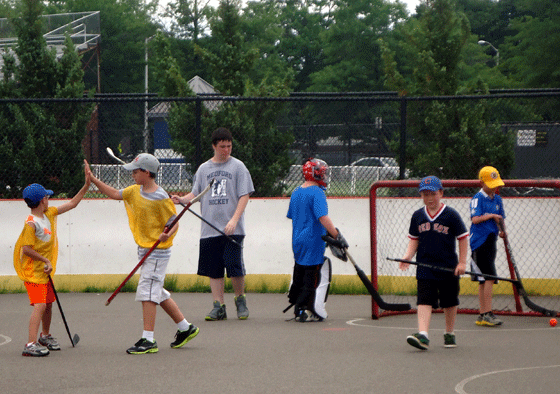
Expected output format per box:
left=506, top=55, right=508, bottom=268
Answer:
left=346, top=251, right=411, bottom=311
left=105, top=179, right=215, bottom=306
left=48, top=275, right=78, bottom=347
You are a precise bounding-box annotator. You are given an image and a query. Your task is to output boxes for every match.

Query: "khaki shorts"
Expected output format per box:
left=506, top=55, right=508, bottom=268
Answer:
left=135, top=248, right=171, bottom=304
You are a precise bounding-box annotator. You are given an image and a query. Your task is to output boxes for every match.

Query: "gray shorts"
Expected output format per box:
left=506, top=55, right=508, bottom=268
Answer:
left=135, top=248, right=171, bottom=304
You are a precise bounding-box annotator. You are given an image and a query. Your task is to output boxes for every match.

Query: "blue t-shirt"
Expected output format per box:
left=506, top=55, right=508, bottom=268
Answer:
left=469, top=189, right=505, bottom=251
left=287, top=185, right=328, bottom=266
left=408, top=204, right=469, bottom=280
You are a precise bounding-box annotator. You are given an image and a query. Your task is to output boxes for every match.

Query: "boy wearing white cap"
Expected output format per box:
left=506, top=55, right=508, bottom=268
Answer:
left=14, top=171, right=90, bottom=357
left=470, top=166, right=506, bottom=326
left=85, top=154, right=199, bottom=354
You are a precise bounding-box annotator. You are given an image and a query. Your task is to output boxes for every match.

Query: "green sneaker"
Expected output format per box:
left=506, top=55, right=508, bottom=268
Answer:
left=234, top=295, right=249, bottom=320
left=205, top=301, right=227, bottom=321
left=443, top=333, right=457, bottom=348
left=170, top=324, right=199, bottom=348
left=406, top=333, right=429, bottom=350
left=126, top=338, right=158, bottom=354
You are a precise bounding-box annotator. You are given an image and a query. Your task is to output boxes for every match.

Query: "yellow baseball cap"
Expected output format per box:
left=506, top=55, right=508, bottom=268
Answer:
left=479, top=166, right=504, bottom=189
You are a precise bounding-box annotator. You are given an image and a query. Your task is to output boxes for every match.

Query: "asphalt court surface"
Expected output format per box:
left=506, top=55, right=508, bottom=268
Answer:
left=1, top=292, right=559, bottom=394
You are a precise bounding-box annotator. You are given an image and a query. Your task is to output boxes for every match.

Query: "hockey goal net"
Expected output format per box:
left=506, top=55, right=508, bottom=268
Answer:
left=370, top=179, right=560, bottom=319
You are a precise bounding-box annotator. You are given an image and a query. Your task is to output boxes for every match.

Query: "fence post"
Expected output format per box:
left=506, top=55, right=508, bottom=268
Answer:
left=399, top=97, right=407, bottom=180
left=195, top=96, right=202, bottom=168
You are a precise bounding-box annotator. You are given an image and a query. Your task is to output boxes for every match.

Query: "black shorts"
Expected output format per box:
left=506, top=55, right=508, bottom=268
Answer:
left=197, top=235, right=245, bottom=279
left=417, top=278, right=460, bottom=309
left=471, top=233, right=498, bottom=283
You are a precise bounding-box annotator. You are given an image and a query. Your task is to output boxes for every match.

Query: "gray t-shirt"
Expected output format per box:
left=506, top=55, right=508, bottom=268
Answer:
left=192, top=156, right=254, bottom=238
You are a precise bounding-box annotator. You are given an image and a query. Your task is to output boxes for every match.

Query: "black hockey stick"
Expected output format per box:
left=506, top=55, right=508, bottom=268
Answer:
left=387, top=258, right=520, bottom=284
left=105, top=148, right=241, bottom=249
left=497, top=220, right=557, bottom=317
left=178, top=203, right=244, bottom=248
left=48, top=275, right=80, bottom=347
left=345, top=250, right=411, bottom=311
left=388, top=257, right=558, bottom=317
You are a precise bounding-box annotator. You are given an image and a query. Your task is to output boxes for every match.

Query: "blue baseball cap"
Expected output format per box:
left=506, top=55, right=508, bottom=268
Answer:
left=23, top=183, right=54, bottom=204
left=418, top=176, right=442, bottom=192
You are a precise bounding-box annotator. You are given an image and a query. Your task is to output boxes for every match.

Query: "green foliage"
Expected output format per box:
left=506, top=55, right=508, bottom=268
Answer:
left=501, top=0, right=560, bottom=88
left=0, top=0, right=93, bottom=198
left=155, top=1, right=294, bottom=197
left=379, top=0, right=515, bottom=179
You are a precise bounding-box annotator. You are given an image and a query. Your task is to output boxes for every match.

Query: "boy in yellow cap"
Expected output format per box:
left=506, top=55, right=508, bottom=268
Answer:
left=469, top=166, right=506, bottom=326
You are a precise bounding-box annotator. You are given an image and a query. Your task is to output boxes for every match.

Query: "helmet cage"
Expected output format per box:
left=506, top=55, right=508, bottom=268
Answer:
left=302, top=158, right=330, bottom=187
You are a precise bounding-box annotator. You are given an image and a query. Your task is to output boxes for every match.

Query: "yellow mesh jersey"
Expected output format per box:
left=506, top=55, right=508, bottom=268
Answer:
left=122, top=185, right=177, bottom=249
left=13, top=206, right=59, bottom=284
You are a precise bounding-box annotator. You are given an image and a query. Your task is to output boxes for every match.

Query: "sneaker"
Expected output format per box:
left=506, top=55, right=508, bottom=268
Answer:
left=476, top=312, right=503, bottom=327
left=205, top=301, right=227, bottom=321
left=38, top=334, right=61, bottom=351
left=170, top=324, right=199, bottom=348
left=295, top=308, right=308, bottom=322
left=406, top=333, right=429, bottom=350
left=126, top=338, right=158, bottom=354
left=234, top=295, right=249, bottom=320
left=22, top=342, right=50, bottom=357
left=307, top=312, right=325, bottom=322
left=443, top=333, right=457, bottom=348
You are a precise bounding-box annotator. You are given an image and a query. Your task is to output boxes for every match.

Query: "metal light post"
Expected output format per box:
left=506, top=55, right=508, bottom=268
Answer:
left=478, top=39, right=499, bottom=66
left=144, top=34, right=157, bottom=152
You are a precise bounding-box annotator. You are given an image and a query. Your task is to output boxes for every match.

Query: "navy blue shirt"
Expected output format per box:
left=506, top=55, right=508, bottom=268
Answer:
left=408, top=204, right=469, bottom=280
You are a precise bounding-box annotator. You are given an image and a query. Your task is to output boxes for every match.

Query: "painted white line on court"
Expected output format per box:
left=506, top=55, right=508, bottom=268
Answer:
left=0, top=334, right=12, bottom=346
left=347, top=318, right=556, bottom=332
left=455, top=365, right=560, bottom=394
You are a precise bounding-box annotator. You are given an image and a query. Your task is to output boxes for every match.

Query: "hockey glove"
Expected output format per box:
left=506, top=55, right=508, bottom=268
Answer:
left=322, top=229, right=348, bottom=262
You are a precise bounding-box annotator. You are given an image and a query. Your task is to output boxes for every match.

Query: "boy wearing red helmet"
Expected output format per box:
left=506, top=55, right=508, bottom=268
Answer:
left=286, top=158, right=347, bottom=322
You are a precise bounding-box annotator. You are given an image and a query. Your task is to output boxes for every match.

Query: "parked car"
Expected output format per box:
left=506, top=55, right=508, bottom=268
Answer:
left=345, top=156, right=406, bottom=181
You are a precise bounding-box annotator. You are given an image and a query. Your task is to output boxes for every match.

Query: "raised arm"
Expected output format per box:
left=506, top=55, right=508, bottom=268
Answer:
left=84, top=160, right=122, bottom=200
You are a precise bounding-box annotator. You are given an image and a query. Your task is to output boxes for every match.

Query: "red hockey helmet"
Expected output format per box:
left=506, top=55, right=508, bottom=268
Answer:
left=302, top=158, right=330, bottom=188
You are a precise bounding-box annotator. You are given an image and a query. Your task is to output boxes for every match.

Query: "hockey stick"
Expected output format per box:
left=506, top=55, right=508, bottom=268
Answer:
left=106, top=147, right=126, bottom=164
left=388, top=257, right=558, bottom=317
left=497, top=220, right=557, bottom=317
left=345, top=250, right=411, bottom=311
left=48, top=275, right=80, bottom=347
left=105, top=179, right=215, bottom=306
left=387, top=258, right=520, bottom=284
left=179, top=203, right=243, bottom=248
left=105, top=147, right=237, bottom=248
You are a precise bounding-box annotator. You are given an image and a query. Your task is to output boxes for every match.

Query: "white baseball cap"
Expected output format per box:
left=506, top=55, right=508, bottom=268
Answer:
left=123, top=153, right=160, bottom=173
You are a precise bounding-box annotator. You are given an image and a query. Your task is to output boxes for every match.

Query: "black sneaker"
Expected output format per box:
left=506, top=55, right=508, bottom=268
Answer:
left=406, top=333, right=429, bottom=350
left=170, top=324, right=199, bottom=349
left=126, top=338, right=158, bottom=354
left=295, top=307, right=308, bottom=322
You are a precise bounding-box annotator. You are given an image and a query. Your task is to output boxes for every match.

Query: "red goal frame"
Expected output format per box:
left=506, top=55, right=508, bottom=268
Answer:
left=369, top=179, right=560, bottom=319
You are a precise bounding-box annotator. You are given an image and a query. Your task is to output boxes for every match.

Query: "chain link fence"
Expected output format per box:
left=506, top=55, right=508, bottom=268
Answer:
left=1, top=91, right=560, bottom=198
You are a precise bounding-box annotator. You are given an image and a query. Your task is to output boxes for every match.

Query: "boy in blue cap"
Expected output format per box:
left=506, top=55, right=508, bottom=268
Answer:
left=399, top=176, right=469, bottom=350
left=14, top=172, right=90, bottom=357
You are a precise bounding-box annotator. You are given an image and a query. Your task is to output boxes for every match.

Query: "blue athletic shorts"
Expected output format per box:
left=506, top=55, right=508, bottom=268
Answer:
left=417, top=278, right=460, bottom=309
left=198, top=235, right=245, bottom=279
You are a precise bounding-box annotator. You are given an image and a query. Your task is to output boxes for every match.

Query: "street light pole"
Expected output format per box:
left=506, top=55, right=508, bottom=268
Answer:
left=478, top=40, right=499, bottom=66
left=144, top=34, right=156, bottom=152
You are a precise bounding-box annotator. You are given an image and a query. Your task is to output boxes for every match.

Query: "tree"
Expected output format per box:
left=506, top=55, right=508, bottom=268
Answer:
left=379, top=0, right=514, bottom=179
left=308, top=0, right=407, bottom=92
left=154, top=0, right=294, bottom=196
left=501, top=0, right=560, bottom=88
left=0, top=0, right=93, bottom=197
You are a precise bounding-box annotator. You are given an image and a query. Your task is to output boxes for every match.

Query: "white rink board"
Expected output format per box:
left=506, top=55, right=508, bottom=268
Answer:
left=0, top=198, right=369, bottom=277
